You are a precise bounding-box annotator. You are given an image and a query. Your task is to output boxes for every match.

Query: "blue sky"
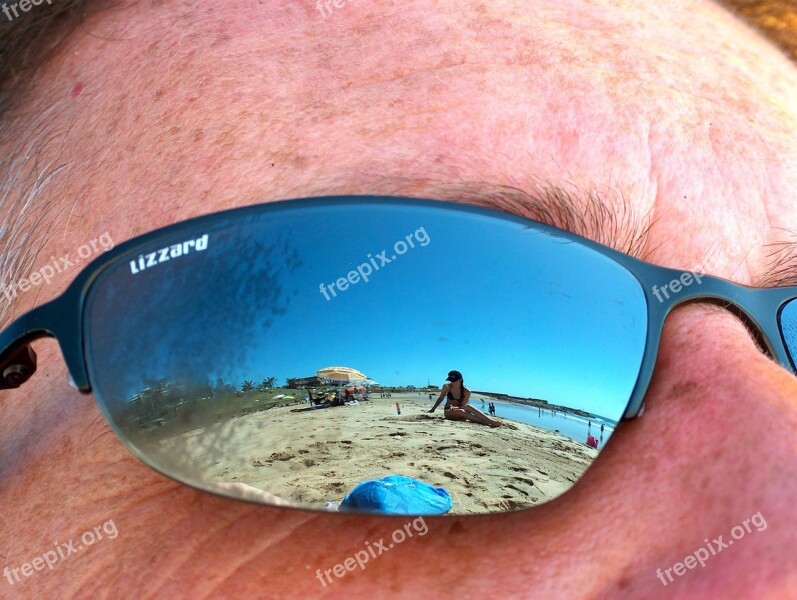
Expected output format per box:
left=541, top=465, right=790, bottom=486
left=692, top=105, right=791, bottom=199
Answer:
left=87, top=201, right=648, bottom=421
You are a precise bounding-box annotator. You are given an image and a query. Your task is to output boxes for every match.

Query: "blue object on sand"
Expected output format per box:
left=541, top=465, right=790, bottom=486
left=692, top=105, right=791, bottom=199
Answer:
left=340, top=474, right=452, bottom=515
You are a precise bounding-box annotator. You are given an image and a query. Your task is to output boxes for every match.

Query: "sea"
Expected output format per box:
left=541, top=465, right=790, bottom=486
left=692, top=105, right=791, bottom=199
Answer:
left=482, top=399, right=617, bottom=448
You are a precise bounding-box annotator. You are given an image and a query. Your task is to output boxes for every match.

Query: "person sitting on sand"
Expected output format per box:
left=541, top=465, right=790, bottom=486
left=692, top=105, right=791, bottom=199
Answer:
left=428, top=370, right=501, bottom=427
left=306, top=387, right=324, bottom=406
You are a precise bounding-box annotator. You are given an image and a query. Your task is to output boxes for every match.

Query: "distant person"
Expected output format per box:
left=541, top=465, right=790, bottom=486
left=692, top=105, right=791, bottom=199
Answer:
left=428, top=371, right=501, bottom=427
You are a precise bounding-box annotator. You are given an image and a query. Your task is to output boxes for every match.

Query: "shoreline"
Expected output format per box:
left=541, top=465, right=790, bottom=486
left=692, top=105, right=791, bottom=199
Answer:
left=469, top=391, right=612, bottom=422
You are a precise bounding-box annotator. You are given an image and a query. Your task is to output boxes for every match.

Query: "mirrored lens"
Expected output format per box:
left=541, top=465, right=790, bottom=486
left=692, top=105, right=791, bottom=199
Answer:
left=780, top=298, right=797, bottom=370
left=84, top=199, right=648, bottom=515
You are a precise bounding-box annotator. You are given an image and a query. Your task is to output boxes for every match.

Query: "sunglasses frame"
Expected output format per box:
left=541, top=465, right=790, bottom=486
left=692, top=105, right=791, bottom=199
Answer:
left=1, top=195, right=795, bottom=423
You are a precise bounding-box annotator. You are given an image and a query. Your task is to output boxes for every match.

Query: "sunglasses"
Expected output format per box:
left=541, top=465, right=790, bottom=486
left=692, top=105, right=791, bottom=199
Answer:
left=2, top=196, right=796, bottom=516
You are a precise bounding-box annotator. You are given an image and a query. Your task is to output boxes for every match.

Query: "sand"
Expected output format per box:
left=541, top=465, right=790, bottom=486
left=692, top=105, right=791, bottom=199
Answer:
left=141, top=393, right=598, bottom=515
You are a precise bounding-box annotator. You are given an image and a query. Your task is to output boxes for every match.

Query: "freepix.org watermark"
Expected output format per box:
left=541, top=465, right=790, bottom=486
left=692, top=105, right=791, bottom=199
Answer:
left=315, top=0, right=356, bottom=19
left=2, top=0, right=55, bottom=22
left=318, top=227, right=430, bottom=301
left=315, top=516, right=428, bottom=587
left=650, top=239, right=748, bottom=303
left=651, top=270, right=704, bottom=303
left=1, top=232, right=114, bottom=304
left=656, top=511, right=767, bottom=587
left=3, top=519, right=118, bottom=586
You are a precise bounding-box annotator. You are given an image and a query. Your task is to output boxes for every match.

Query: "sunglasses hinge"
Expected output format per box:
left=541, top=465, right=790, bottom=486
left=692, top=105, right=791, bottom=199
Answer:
left=0, top=344, right=37, bottom=389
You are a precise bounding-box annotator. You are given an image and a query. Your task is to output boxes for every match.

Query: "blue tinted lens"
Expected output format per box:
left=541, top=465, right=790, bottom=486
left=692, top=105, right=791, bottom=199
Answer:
left=84, top=200, right=648, bottom=515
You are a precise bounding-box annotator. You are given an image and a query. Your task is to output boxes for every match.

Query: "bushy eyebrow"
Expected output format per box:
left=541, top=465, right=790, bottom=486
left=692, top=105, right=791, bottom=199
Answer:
left=432, top=180, right=656, bottom=258
left=375, top=177, right=797, bottom=287
left=760, top=231, right=797, bottom=287
left=479, top=183, right=797, bottom=288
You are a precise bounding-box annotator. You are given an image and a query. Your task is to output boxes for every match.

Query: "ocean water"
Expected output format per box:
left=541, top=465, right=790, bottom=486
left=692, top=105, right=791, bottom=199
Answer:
left=483, top=400, right=616, bottom=448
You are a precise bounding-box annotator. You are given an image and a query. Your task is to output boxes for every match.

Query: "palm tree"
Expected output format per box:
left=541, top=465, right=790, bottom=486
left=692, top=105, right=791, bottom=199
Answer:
left=242, top=380, right=255, bottom=393
left=259, top=377, right=277, bottom=392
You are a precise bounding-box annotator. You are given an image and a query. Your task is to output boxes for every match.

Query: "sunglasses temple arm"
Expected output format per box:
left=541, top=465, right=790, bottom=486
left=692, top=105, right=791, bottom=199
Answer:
left=0, top=301, right=61, bottom=390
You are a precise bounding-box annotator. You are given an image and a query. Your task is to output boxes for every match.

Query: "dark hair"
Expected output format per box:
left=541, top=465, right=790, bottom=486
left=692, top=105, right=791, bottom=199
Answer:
left=446, top=372, right=465, bottom=404
left=0, top=0, right=91, bottom=118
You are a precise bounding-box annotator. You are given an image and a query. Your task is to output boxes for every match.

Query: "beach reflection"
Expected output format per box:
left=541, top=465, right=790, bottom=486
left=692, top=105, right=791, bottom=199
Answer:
left=123, top=385, right=609, bottom=515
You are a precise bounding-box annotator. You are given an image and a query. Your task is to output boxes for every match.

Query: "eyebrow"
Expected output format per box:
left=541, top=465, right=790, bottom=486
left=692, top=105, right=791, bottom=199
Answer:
left=760, top=231, right=797, bottom=288
left=377, top=178, right=797, bottom=287
left=371, top=177, right=656, bottom=258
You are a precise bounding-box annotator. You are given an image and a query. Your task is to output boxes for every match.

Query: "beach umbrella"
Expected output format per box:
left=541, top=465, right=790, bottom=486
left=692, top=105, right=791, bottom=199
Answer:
left=316, top=366, right=367, bottom=383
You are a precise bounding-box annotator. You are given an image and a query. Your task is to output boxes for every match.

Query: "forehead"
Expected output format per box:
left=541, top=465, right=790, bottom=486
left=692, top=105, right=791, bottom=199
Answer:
left=1, top=0, right=797, bottom=326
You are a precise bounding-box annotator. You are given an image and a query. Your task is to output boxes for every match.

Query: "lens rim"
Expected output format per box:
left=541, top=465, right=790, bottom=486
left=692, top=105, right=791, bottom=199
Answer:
left=778, top=297, right=797, bottom=371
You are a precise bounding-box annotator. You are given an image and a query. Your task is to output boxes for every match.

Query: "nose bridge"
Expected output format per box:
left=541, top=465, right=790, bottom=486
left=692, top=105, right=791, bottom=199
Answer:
left=622, top=265, right=796, bottom=419
left=666, top=274, right=795, bottom=368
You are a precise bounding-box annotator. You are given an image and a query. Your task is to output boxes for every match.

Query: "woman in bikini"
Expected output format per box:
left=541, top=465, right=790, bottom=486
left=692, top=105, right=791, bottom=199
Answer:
left=428, top=370, right=501, bottom=427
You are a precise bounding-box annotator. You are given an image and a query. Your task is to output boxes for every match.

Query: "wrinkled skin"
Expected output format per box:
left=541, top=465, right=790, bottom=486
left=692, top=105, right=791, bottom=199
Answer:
left=1, top=1, right=796, bottom=597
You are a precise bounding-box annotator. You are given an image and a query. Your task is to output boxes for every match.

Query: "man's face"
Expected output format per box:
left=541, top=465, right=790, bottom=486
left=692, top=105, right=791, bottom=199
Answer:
left=1, top=0, right=796, bottom=597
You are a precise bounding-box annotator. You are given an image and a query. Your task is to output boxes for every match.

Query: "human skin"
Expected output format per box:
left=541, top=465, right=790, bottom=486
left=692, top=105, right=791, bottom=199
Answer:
left=1, top=0, right=797, bottom=597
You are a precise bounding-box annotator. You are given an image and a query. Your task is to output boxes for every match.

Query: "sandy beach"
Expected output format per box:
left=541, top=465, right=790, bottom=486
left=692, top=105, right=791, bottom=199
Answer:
left=141, top=393, right=598, bottom=515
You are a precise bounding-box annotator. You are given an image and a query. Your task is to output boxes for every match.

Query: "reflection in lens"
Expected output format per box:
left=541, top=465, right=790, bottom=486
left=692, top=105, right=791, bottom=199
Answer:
left=85, top=200, right=648, bottom=515
left=780, top=298, right=797, bottom=369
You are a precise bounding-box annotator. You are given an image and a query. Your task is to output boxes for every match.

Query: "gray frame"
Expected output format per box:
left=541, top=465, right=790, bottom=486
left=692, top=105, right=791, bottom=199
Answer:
left=0, top=195, right=795, bottom=424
